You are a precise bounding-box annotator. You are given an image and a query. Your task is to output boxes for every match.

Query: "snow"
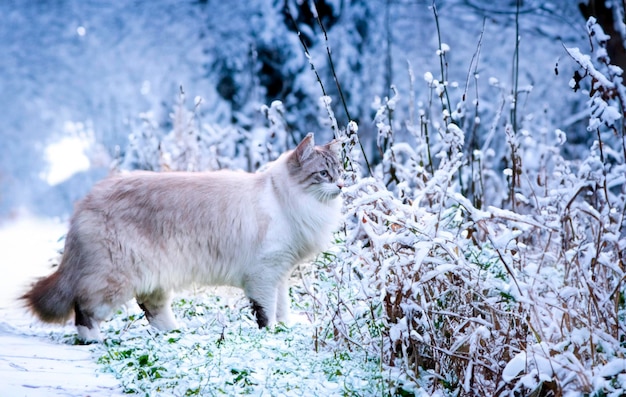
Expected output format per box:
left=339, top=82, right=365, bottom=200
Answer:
left=436, top=43, right=450, bottom=55
left=424, top=71, right=434, bottom=84
left=43, top=136, right=91, bottom=186
left=599, top=359, right=626, bottom=378
left=0, top=332, right=121, bottom=397
left=0, top=216, right=123, bottom=396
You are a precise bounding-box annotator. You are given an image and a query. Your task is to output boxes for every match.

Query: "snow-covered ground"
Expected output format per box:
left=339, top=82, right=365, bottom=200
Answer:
left=0, top=216, right=123, bottom=396
left=0, top=216, right=386, bottom=396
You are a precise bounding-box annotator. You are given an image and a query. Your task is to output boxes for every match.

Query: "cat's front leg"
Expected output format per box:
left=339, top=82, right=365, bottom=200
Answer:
left=275, top=276, right=291, bottom=325
left=243, top=275, right=278, bottom=328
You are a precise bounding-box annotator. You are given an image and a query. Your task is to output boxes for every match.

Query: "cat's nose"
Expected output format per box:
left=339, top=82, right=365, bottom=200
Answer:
left=336, top=179, right=344, bottom=189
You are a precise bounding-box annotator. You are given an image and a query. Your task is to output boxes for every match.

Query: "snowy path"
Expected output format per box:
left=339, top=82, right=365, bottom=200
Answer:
left=0, top=216, right=123, bottom=396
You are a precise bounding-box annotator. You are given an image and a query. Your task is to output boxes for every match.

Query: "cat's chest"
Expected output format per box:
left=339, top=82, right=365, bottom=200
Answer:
left=256, top=174, right=340, bottom=261
left=263, top=203, right=336, bottom=262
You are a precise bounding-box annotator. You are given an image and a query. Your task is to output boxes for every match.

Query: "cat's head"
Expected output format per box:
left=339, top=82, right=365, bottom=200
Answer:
left=287, top=133, right=344, bottom=203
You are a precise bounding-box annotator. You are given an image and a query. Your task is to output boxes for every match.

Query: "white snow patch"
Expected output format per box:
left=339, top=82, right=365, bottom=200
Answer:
left=599, top=359, right=626, bottom=378
left=43, top=123, right=93, bottom=185
left=502, top=352, right=526, bottom=382
left=0, top=215, right=65, bottom=305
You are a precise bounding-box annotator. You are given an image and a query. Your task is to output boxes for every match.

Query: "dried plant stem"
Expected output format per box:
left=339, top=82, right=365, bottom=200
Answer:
left=432, top=2, right=452, bottom=118
left=286, top=1, right=373, bottom=176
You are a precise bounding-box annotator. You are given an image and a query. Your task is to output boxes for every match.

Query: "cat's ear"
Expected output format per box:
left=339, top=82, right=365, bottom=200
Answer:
left=325, top=139, right=343, bottom=157
left=294, top=133, right=315, bottom=163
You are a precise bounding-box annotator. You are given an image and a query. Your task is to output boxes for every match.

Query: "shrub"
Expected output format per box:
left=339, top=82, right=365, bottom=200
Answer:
left=303, top=13, right=626, bottom=397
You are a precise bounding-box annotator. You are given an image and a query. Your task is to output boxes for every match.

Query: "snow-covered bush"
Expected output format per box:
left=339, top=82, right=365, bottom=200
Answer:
left=117, top=91, right=289, bottom=174
left=302, top=14, right=626, bottom=397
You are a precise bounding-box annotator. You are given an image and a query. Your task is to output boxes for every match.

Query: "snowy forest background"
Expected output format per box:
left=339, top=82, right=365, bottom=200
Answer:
left=3, top=0, right=626, bottom=396
left=0, top=0, right=586, bottom=218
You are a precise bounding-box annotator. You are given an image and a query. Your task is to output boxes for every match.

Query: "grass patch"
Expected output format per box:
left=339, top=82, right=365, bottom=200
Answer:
left=95, top=293, right=384, bottom=396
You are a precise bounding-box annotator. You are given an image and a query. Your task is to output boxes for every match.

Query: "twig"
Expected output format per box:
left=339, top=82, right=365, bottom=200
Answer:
left=432, top=2, right=453, bottom=119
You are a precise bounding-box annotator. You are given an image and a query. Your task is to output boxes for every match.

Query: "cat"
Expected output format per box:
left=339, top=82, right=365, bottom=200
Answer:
left=22, top=133, right=344, bottom=342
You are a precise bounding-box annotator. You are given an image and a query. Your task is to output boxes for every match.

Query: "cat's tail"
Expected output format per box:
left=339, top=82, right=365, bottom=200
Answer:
left=21, top=267, right=75, bottom=324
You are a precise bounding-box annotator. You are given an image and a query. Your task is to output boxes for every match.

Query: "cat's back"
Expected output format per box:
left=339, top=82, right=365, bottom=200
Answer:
left=80, top=169, right=260, bottom=210
left=72, top=170, right=268, bottom=242
left=71, top=169, right=270, bottom=260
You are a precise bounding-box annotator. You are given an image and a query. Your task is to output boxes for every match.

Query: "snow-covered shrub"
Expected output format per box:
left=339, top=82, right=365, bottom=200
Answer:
left=302, top=14, right=626, bottom=397
left=117, top=92, right=289, bottom=174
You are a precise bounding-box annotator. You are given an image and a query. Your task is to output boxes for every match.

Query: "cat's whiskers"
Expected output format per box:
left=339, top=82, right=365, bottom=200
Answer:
left=311, top=183, right=342, bottom=203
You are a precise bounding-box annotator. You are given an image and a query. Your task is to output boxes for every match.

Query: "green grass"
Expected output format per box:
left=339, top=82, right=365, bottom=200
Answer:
left=94, top=293, right=386, bottom=396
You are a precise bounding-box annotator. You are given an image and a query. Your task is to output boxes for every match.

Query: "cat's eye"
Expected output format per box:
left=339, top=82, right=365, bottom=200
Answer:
left=319, top=170, right=329, bottom=178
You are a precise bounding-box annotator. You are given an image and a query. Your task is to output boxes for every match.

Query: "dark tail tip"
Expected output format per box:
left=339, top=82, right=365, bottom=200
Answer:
left=21, top=271, right=74, bottom=324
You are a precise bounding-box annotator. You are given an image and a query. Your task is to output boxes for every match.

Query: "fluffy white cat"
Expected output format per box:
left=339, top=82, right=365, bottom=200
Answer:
left=22, top=133, right=344, bottom=342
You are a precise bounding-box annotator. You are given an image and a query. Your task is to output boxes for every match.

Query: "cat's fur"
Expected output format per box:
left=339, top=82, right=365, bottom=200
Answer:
left=22, top=133, right=344, bottom=342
